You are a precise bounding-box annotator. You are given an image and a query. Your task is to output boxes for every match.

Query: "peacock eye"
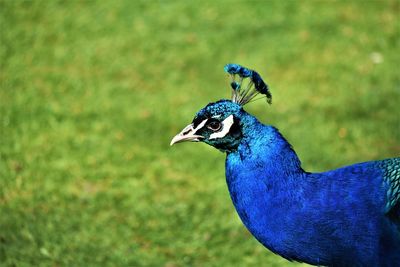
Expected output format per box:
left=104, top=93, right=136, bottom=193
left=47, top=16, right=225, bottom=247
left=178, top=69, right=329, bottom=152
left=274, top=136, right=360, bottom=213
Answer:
left=207, top=120, right=222, bottom=131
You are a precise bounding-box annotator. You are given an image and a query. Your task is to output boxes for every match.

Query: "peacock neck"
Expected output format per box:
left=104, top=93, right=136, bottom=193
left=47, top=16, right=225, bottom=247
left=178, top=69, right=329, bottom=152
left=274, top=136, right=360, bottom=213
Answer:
left=227, top=114, right=306, bottom=181
left=224, top=119, right=310, bottom=260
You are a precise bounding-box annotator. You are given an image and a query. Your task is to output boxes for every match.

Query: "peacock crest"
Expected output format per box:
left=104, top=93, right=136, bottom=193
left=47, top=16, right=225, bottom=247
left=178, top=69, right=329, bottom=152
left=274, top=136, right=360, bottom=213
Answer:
left=224, top=63, right=272, bottom=106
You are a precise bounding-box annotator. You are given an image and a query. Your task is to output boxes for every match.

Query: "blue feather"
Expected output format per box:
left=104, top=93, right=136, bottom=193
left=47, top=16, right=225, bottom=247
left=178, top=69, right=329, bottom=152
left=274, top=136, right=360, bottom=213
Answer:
left=224, top=63, right=253, bottom=77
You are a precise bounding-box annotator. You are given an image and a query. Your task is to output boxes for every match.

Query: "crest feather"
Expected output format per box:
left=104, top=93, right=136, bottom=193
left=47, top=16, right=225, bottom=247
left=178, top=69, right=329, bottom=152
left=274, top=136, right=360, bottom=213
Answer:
left=224, top=63, right=272, bottom=106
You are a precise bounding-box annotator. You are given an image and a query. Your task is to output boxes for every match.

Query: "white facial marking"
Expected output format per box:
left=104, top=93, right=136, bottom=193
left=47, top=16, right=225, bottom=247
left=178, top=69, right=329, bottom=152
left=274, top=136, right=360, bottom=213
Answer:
left=209, top=115, right=234, bottom=140
left=194, top=119, right=208, bottom=132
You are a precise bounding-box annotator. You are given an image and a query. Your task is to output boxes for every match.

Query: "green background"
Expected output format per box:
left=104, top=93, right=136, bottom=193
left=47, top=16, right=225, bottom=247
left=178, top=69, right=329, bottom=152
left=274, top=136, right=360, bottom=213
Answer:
left=1, top=1, right=399, bottom=266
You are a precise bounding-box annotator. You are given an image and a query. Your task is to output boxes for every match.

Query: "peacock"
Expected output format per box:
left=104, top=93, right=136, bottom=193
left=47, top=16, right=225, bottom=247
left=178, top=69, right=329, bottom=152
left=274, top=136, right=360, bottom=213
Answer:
left=170, top=64, right=400, bottom=267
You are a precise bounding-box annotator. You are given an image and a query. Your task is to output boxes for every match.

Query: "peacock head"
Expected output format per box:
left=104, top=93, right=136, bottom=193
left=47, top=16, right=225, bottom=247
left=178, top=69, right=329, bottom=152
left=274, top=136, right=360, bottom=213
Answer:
left=170, top=64, right=272, bottom=153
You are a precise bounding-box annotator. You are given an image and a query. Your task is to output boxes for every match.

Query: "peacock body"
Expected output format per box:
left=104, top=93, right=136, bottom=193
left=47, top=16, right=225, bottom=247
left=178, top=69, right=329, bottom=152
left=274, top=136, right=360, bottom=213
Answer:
left=170, top=64, right=400, bottom=266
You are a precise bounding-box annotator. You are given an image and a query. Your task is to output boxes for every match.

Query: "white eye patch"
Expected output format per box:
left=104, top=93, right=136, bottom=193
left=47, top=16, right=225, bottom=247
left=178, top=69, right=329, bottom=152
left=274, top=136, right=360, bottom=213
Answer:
left=194, top=118, right=208, bottom=132
left=209, top=115, right=234, bottom=140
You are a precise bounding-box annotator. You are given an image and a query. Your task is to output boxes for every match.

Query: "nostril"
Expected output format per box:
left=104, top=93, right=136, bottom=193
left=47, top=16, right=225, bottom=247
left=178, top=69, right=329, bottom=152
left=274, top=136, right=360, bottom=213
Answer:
left=182, top=129, right=191, bottom=135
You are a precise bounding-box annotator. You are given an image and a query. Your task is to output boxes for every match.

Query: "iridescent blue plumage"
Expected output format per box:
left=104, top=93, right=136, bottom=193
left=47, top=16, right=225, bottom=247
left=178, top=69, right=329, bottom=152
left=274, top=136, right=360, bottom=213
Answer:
left=224, top=63, right=253, bottom=78
left=171, top=64, right=400, bottom=266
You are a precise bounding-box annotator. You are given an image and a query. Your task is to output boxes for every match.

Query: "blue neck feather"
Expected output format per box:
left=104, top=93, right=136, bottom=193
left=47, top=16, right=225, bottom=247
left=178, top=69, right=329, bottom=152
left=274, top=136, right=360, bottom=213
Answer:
left=228, top=112, right=304, bottom=177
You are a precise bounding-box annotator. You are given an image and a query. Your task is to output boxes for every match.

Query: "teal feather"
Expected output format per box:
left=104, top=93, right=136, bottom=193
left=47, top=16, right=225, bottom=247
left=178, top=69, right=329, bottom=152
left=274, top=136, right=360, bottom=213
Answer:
left=380, top=158, right=400, bottom=213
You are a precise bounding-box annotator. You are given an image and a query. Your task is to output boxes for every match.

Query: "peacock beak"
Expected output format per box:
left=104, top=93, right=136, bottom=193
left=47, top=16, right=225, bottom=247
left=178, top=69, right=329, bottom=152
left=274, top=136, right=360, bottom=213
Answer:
left=170, top=120, right=207, bottom=146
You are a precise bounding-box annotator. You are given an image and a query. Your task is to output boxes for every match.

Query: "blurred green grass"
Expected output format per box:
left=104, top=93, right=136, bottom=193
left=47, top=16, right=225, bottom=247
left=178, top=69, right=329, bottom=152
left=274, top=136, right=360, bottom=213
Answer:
left=0, top=0, right=399, bottom=266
